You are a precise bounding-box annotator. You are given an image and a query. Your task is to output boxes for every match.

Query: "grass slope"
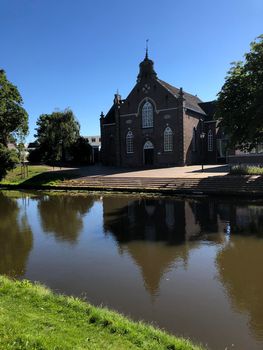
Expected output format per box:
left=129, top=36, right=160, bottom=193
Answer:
left=0, top=165, right=77, bottom=186
left=0, top=276, right=204, bottom=350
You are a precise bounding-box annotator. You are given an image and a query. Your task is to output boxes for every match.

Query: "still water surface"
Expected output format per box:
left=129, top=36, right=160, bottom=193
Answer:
left=1, top=190, right=263, bottom=350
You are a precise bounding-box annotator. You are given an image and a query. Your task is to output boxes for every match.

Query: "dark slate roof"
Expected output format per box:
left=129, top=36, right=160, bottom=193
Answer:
left=103, top=105, right=116, bottom=124
left=198, top=101, right=217, bottom=121
left=157, top=79, right=206, bottom=115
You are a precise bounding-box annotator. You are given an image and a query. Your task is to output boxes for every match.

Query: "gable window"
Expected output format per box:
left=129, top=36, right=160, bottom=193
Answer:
left=192, top=127, right=196, bottom=152
left=164, top=127, right=173, bottom=152
left=142, top=101, right=153, bottom=128
left=126, top=131, right=134, bottom=154
left=208, top=130, right=213, bottom=151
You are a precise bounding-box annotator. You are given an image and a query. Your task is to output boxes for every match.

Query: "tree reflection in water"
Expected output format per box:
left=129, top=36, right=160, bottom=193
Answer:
left=217, top=237, right=263, bottom=340
left=0, top=192, right=33, bottom=277
left=38, top=194, right=94, bottom=243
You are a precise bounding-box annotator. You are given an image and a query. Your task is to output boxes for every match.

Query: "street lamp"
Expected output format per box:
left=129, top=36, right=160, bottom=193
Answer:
left=200, top=131, right=206, bottom=172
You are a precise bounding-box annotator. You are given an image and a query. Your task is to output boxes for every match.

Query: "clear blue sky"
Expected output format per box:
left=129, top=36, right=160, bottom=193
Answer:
left=1, top=0, right=262, bottom=142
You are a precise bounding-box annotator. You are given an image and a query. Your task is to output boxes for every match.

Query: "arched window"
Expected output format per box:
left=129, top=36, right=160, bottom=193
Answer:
left=208, top=130, right=213, bottom=151
left=142, top=101, right=153, bottom=128
left=126, top=131, right=134, bottom=154
left=164, top=127, right=173, bottom=152
left=192, top=127, right=196, bottom=152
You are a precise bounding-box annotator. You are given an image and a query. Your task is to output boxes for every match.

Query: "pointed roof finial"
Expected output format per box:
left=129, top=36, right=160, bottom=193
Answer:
left=145, top=39, right=149, bottom=59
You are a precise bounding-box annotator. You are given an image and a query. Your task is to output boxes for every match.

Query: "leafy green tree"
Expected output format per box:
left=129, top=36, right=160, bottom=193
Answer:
left=34, top=109, right=80, bottom=163
left=70, top=136, right=93, bottom=164
left=0, top=70, right=28, bottom=180
left=0, top=145, right=19, bottom=180
left=216, top=35, right=263, bottom=151
left=0, top=70, right=28, bottom=147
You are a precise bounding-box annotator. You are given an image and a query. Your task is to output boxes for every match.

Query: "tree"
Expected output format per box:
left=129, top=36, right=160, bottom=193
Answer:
left=0, top=144, right=19, bottom=180
left=0, top=70, right=28, bottom=147
left=34, top=109, right=80, bottom=163
left=0, top=70, right=28, bottom=180
left=70, top=136, right=93, bottom=164
left=215, top=35, right=263, bottom=151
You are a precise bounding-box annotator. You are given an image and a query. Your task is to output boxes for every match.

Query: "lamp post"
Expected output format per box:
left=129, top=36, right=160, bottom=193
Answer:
left=200, top=131, right=206, bottom=172
left=59, top=139, right=63, bottom=169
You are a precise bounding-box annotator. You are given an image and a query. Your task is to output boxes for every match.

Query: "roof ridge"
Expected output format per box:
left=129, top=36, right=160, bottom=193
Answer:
left=158, top=78, right=201, bottom=99
left=157, top=79, right=206, bottom=115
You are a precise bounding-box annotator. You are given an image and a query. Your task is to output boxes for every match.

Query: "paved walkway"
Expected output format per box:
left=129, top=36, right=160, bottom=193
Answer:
left=104, top=164, right=230, bottom=178
left=63, top=164, right=230, bottom=179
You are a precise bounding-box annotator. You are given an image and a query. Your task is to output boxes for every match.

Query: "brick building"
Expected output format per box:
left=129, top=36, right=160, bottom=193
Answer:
left=100, top=52, right=224, bottom=167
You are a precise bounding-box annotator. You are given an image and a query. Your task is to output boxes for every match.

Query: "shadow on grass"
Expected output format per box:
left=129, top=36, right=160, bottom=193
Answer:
left=20, top=168, right=81, bottom=186
left=19, top=164, right=146, bottom=186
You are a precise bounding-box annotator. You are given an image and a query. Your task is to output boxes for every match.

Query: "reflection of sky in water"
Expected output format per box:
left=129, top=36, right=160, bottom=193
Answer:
left=0, top=191, right=263, bottom=350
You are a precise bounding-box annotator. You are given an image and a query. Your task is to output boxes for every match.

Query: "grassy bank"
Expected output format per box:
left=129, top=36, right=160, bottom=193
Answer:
left=0, top=165, right=77, bottom=186
left=0, top=276, right=204, bottom=350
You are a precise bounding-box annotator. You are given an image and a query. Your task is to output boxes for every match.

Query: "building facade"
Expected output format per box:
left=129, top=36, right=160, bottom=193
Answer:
left=100, top=53, right=223, bottom=167
left=85, top=135, right=101, bottom=163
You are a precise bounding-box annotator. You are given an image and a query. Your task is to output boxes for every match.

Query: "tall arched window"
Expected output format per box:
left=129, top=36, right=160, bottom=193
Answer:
left=142, top=101, right=153, bottom=128
left=126, top=131, right=134, bottom=154
left=164, top=127, right=173, bottom=151
left=192, top=127, right=196, bottom=152
left=208, top=130, right=213, bottom=151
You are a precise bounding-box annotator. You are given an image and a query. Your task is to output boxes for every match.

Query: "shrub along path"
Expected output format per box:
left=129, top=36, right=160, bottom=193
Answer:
left=0, top=276, right=203, bottom=350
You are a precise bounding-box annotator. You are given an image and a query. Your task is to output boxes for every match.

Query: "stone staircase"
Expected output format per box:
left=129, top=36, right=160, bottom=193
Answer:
left=60, top=175, right=263, bottom=196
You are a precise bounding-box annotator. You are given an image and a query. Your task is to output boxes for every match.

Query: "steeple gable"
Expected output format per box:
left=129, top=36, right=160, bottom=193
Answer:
left=137, top=53, right=157, bottom=82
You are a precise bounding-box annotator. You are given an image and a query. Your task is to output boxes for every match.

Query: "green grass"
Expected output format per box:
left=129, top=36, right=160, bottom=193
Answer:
left=230, top=165, right=263, bottom=175
left=0, top=165, right=77, bottom=186
left=0, top=165, right=51, bottom=185
left=0, top=276, right=204, bottom=350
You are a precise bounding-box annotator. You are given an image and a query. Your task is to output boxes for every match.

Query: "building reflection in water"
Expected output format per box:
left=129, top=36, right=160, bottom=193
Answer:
left=103, top=197, right=187, bottom=244
left=38, top=194, right=95, bottom=244
left=0, top=191, right=33, bottom=277
left=102, top=196, right=227, bottom=295
left=103, top=196, right=263, bottom=342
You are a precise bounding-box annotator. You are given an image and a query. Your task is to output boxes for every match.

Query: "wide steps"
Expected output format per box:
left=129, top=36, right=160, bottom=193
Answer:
left=58, top=175, right=263, bottom=195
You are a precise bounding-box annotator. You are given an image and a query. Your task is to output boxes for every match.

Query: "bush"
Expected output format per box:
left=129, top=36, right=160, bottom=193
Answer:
left=0, top=145, right=19, bottom=180
left=230, top=165, right=263, bottom=175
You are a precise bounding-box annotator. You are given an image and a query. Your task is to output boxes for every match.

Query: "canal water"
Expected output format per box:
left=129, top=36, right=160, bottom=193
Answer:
left=0, top=190, right=263, bottom=350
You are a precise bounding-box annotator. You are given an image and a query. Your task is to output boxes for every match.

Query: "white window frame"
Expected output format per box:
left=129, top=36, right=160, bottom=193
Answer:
left=208, top=130, right=213, bottom=152
left=142, top=101, right=153, bottom=128
left=164, top=127, right=173, bottom=152
left=126, top=131, right=134, bottom=154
